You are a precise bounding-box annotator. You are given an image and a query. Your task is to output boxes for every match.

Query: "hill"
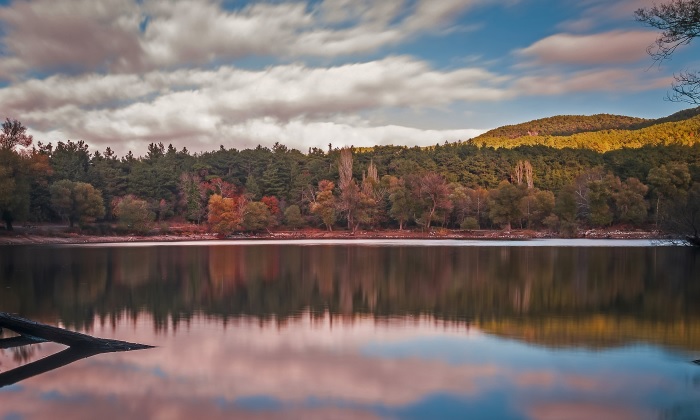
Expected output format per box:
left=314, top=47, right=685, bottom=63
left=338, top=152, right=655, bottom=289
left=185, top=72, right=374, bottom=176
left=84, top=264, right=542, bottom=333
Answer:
left=475, top=114, right=649, bottom=139
left=470, top=107, right=700, bottom=152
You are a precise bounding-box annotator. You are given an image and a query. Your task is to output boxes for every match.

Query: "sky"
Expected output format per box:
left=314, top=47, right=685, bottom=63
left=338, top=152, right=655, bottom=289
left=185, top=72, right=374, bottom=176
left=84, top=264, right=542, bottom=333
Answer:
left=0, top=0, right=696, bottom=157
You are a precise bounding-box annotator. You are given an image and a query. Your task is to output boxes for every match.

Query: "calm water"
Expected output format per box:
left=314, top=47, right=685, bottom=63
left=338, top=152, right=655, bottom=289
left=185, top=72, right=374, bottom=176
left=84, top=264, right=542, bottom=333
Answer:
left=1, top=240, right=699, bottom=419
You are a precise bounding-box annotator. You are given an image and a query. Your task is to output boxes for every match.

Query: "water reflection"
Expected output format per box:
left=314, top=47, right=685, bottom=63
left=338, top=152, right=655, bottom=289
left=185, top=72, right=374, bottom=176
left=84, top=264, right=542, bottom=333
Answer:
left=1, top=242, right=699, bottom=419
left=0, top=313, right=698, bottom=419
left=1, top=243, right=699, bottom=350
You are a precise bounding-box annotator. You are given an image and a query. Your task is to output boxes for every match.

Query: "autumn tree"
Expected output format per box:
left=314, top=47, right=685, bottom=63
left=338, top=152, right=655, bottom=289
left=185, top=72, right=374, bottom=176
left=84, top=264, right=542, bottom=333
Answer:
left=636, top=0, right=700, bottom=103
left=337, top=148, right=360, bottom=230
left=49, top=180, right=105, bottom=228
left=206, top=177, right=238, bottom=198
left=415, top=173, right=452, bottom=230
left=309, top=180, right=336, bottom=231
left=261, top=195, right=281, bottom=227
left=112, top=195, right=153, bottom=233
left=207, top=194, right=246, bottom=235
left=360, top=160, right=384, bottom=228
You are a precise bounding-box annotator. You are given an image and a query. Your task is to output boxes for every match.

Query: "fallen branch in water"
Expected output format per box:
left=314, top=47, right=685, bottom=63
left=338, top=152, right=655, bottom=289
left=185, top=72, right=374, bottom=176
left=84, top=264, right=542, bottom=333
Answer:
left=0, top=312, right=153, bottom=351
left=0, top=312, right=153, bottom=388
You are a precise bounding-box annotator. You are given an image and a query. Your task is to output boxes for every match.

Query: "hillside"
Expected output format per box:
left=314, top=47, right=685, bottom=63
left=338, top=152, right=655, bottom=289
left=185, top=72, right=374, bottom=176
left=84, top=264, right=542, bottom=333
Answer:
left=475, top=114, right=649, bottom=139
left=641, top=106, right=700, bottom=126
left=471, top=107, right=700, bottom=152
left=474, top=107, right=700, bottom=141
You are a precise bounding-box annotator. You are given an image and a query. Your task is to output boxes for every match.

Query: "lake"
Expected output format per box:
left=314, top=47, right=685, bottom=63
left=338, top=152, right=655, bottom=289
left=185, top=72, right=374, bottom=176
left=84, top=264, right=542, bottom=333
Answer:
left=1, top=240, right=699, bottom=419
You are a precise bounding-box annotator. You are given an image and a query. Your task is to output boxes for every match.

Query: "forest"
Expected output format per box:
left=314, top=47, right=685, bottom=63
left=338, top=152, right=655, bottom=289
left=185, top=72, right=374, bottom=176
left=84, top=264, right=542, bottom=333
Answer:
left=1, top=108, right=700, bottom=240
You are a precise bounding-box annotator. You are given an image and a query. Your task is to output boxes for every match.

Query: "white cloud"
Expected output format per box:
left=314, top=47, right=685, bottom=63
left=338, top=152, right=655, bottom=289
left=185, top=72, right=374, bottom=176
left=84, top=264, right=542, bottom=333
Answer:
left=517, top=31, right=658, bottom=65
left=3, top=51, right=672, bottom=155
left=2, top=56, right=505, bottom=154
left=220, top=118, right=485, bottom=151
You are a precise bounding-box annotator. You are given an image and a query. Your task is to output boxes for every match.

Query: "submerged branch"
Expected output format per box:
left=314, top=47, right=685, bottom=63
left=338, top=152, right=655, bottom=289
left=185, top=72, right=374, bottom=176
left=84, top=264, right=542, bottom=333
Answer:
left=0, top=312, right=154, bottom=388
left=0, top=312, right=153, bottom=351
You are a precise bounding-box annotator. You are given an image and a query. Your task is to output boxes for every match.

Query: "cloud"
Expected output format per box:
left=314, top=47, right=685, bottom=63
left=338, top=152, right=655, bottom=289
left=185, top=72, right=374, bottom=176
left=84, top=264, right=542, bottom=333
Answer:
left=0, top=0, right=676, bottom=156
left=1, top=52, right=670, bottom=155
left=141, top=0, right=314, bottom=67
left=514, top=68, right=671, bottom=96
left=556, top=0, right=659, bottom=32
left=1, top=57, right=505, bottom=154
left=0, top=0, right=487, bottom=78
left=0, top=0, right=144, bottom=77
left=517, top=31, right=658, bottom=66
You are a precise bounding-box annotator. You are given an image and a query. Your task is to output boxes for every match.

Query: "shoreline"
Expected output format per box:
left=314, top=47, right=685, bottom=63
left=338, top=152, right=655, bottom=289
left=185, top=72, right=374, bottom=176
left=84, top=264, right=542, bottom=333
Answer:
left=0, top=228, right=667, bottom=245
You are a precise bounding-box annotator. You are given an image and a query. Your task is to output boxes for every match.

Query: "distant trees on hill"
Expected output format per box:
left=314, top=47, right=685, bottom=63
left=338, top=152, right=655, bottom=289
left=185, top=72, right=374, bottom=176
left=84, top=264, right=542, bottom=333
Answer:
left=473, top=110, right=700, bottom=152
left=475, top=114, right=648, bottom=139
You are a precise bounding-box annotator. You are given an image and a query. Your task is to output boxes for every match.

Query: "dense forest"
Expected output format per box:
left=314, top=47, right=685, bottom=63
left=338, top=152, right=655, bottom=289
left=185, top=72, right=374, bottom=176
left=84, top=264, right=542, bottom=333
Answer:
left=1, top=108, right=700, bottom=239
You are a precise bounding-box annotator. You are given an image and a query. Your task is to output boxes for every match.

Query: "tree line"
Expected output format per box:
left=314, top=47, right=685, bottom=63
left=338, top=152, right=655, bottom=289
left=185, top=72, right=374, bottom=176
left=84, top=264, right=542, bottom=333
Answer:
left=1, top=118, right=699, bottom=239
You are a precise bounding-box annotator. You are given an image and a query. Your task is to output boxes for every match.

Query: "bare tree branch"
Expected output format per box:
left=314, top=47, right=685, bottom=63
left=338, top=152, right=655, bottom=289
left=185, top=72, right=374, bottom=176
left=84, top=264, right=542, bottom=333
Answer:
left=636, top=0, right=700, bottom=103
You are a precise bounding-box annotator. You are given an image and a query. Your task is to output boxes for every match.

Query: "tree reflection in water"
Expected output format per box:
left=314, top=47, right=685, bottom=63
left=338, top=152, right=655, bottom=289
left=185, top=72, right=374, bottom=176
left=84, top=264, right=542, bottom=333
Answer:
left=0, top=243, right=699, bottom=419
left=1, top=243, right=698, bottom=351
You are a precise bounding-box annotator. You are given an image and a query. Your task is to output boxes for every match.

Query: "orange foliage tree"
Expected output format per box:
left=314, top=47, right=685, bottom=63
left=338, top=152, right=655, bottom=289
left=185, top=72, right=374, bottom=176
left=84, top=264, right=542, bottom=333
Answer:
left=207, top=194, right=247, bottom=235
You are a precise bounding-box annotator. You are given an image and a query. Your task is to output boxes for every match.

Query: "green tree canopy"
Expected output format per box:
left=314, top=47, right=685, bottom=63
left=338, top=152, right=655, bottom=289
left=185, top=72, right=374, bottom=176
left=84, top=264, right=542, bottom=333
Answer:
left=49, top=180, right=105, bottom=228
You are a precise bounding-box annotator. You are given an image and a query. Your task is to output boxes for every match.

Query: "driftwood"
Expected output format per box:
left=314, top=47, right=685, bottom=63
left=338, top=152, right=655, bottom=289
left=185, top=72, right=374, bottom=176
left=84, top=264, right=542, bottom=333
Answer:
left=0, top=312, right=153, bottom=388
left=0, top=313, right=152, bottom=351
